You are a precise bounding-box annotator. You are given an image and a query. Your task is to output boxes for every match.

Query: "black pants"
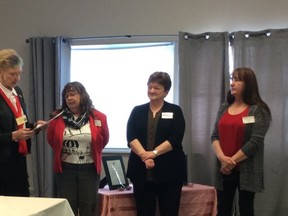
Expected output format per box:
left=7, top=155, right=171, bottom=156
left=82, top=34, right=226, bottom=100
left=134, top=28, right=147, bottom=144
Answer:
left=217, top=170, right=255, bottom=216
left=0, top=154, right=30, bottom=196
left=0, top=177, right=29, bottom=196
left=133, top=180, right=183, bottom=216
left=55, top=162, right=100, bottom=216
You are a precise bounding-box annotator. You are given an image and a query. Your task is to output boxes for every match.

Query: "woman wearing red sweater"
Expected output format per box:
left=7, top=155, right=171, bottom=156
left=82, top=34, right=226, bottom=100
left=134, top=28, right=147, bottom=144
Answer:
left=47, top=81, right=109, bottom=216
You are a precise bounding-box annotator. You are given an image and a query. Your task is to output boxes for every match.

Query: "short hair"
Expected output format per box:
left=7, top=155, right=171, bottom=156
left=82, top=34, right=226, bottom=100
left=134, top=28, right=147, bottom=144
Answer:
left=61, top=81, right=94, bottom=116
left=147, top=71, right=172, bottom=91
left=0, top=49, right=23, bottom=70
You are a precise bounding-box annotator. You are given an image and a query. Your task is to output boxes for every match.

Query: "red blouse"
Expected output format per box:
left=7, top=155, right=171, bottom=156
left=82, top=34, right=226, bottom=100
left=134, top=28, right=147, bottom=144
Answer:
left=218, top=107, right=249, bottom=157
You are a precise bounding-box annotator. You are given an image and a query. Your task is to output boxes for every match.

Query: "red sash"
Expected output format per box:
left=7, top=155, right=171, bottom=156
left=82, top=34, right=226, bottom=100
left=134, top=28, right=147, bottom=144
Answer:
left=0, top=88, right=28, bottom=155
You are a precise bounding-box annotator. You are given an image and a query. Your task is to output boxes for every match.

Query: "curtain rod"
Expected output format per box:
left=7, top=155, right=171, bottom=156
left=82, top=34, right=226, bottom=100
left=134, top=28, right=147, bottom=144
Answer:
left=25, top=36, right=66, bottom=43
left=25, top=34, right=177, bottom=43
left=71, top=34, right=177, bottom=41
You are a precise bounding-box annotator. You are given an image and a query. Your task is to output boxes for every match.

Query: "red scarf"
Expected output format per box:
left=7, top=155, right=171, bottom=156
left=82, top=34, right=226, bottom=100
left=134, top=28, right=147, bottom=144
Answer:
left=0, top=87, right=28, bottom=155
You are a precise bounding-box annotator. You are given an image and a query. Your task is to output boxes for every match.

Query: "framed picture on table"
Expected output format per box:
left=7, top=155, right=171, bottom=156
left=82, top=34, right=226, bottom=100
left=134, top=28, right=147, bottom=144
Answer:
left=102, top=155, right=129, bottom=190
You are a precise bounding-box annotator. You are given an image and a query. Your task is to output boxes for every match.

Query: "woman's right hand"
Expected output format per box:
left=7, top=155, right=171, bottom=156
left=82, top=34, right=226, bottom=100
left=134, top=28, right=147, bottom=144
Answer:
left=144, top=159, right=155, bottom=169
left=12, top=128, right=35, bottom=141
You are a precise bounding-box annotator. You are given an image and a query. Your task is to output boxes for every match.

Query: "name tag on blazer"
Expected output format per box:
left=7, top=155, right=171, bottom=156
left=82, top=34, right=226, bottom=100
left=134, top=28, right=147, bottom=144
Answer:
left=16, top=115, right=27, bottom=126
left=162, top=112, right=173, bottom=119
left=94, top=120, right=102, bottom=126
left=242, top=116, right=255, bottom=124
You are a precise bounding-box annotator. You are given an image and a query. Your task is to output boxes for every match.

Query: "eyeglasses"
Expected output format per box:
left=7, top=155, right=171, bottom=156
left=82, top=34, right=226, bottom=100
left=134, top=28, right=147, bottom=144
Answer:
left=230, top=75, right=241, bottom=82
left=65, top=92, right=79, bottom=99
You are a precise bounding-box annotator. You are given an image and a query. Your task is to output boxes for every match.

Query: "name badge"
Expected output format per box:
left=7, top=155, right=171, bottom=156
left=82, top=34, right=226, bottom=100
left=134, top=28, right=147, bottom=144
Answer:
left=162, top=112, right=173, bottom=119
left=95, top=120, right=102, bottom=126
left=16, top=115, right=27, bottom=126
left=242, top=116, right=255, bottom=124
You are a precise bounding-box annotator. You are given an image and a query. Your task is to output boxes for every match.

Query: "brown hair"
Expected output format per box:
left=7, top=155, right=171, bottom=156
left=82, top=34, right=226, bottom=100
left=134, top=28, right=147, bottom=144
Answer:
left=61, top=81, right=94, bottom=116
left=147, top=71, right=172, bottom=91
left=227, top=67, right=271, bottom=116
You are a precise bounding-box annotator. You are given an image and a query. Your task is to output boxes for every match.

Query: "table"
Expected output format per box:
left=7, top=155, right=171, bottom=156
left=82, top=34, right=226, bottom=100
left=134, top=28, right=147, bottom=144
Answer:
left=98, top=183, right=217, bottom=216
left=0, top=196, right=74, bottom=216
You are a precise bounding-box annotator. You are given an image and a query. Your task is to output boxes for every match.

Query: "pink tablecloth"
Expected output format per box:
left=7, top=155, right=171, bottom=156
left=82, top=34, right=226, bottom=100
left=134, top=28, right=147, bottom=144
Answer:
left=98, top=183, right=217, bottom=216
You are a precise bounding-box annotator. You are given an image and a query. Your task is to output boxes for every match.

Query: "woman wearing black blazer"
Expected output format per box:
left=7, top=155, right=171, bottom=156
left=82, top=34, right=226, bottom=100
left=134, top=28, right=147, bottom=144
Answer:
left=127, top=72, right=186, bottom=216
left=0, top=49, right=45, bottom=196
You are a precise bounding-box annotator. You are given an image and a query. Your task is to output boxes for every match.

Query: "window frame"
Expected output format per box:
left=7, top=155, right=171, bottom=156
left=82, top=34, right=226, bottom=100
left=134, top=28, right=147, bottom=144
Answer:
left=69, top=35, right=179, bottom=153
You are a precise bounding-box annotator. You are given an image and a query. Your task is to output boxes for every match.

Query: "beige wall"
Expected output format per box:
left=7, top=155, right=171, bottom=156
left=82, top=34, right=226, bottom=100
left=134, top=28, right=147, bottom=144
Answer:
left=2, top=0, right=288, bottom=100
left=1, top=0, right=288, bottom=189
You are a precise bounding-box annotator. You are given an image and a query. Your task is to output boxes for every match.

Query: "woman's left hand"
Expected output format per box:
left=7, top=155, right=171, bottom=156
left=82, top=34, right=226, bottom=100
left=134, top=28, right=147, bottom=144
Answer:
left=33, top=120, right=48, bottom=131
left=140, top=151, right=155, bottom=161
left=220, top=163, right=235, bottom=175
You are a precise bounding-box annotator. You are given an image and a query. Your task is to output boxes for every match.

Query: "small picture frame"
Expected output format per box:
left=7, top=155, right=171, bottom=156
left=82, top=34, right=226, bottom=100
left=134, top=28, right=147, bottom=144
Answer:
left=102, top=155, right=129, bottom=190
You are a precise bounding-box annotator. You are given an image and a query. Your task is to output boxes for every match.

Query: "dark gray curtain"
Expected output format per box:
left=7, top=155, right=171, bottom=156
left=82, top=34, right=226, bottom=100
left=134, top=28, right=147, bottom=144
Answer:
left=178, top=31, right=229, bottom=185
left=29, top=37, right=70, bottom=197
left=231, top=28, right=288, bottom=216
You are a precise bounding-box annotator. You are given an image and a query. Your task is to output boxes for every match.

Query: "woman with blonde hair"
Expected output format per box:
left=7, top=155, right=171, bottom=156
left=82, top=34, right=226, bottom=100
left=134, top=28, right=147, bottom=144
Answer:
left=0, top=49, right=45, bottom=196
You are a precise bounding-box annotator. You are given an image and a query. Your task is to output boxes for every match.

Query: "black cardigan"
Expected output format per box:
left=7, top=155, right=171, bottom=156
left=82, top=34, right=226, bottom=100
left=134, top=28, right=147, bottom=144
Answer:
left=126, top=101, right=186, bottom=184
